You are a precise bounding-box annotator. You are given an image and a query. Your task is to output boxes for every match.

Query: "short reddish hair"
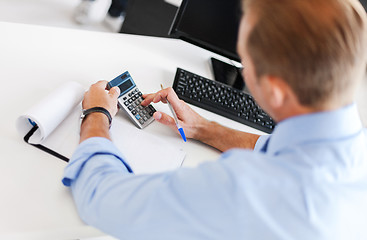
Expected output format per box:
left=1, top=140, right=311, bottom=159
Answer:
left=242, top=0, right=367, bottom=107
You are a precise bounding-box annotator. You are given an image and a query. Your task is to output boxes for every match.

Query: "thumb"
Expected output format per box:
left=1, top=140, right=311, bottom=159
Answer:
left=154, top=112, right=176, bottom=127
left=109, top=86, right=120, bottom=99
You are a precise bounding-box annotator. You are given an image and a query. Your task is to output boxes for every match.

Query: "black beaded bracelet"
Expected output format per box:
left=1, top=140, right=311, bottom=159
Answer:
left=80, top=107, right=112, bottom=127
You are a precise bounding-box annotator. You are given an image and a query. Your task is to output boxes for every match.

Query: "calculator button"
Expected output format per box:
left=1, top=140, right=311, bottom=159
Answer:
left=123, top=97, right=127, bottom=100
left=138, top=92, right=142, bottom=96
left=128, top=105, right=133, bottom=111
left=132, top=102, right=136, bottom=107
left=128, top=99, right=133, bottom=103
left=149, top=105, right=156, bottom=112
left=143, top=116, right=148, bottom=121
left=138, top=105, right=143, bottom=110
left=132, top=110, right=137, bottom=115
left=142, top=110, right=147, bottom=115
left=128, top=92, right=132, bottom=97
left=139, top=119, right=145, bottom=125
left=135, top=94, right=139, bottom=99
left=132, top=96, right=136, bottom=101
left=135, top=114, right=141, bottom=120
left=124, top=101, right=129, bottom=106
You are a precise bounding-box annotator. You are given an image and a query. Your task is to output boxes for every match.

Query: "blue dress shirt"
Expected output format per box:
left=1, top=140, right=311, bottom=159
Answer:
left=63, top=104, right=367, bottom=240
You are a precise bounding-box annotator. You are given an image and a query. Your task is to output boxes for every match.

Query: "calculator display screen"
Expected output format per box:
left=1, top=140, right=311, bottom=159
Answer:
left=118, top=79, right=133, bottom=94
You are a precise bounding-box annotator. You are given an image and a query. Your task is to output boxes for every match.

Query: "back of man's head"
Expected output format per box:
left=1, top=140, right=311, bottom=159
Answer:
left=242, top=0, right=367, bottom=109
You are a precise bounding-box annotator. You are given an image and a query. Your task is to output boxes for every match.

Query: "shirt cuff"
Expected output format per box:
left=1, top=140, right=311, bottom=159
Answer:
left=254, top=134, right=271, bottom=152
left=62, top=137, right=133, bottom=187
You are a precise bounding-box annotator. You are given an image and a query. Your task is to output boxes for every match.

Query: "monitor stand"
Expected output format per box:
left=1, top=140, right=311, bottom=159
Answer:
left=210, top=57, right=250, bottom=93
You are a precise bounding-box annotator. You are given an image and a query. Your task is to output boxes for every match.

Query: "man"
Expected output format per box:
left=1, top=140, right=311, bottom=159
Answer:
left=63, top=0, right=367, bottom=239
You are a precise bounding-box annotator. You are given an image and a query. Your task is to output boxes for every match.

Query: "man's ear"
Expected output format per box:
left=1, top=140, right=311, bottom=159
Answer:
left=260, top=75, right=288, bottom=109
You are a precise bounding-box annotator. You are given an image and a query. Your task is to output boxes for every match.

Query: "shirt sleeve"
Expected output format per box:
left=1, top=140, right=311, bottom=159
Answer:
left=62, top=137, right=133, bottom=187
left=254, top=134, right=271, bottom=152
left=62, top=137, right=246, bottom=239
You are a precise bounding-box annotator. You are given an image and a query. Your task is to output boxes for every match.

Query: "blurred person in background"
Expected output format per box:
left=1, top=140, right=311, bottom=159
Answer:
left=73, top=0, right=128, bottom=32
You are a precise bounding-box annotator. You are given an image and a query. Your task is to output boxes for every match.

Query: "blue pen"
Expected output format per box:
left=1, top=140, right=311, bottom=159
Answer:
left=161, top=84, right=187, bottom=142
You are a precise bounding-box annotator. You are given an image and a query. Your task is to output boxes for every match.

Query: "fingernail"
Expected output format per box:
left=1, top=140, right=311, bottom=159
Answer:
left=154, top=112, right=162, bottom=120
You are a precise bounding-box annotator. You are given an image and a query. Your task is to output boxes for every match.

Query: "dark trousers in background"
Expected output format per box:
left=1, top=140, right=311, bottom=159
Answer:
left=87, top=0, right=127, bottom=17
left=108, top=0, right=128, bottom=17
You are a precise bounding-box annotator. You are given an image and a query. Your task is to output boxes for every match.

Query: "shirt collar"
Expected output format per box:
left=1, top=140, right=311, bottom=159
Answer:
left=266, top=103, right=363, bottom=155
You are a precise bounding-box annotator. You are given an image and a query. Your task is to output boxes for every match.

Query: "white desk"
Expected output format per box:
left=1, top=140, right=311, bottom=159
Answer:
left=0, top=22, right=366, bottom=239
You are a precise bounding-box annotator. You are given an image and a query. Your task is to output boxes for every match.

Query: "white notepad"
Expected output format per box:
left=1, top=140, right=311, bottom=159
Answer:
left=16, top=81, right=185, bottom=174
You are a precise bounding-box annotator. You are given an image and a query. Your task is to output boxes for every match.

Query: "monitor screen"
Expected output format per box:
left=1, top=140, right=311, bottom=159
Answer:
left=169, top=0, right=242, bottom=62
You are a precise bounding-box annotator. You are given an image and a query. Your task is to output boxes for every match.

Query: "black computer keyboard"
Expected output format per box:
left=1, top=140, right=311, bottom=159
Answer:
left=172, top=68, right=276, bottom=133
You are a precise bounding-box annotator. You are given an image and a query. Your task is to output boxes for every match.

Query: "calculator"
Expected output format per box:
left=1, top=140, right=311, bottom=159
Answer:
left=107, top=71, right=156, bottom=129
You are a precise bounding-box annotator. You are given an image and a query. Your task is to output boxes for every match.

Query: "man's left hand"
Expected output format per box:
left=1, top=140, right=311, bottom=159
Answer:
left=82, top=80, right=120, bottom=117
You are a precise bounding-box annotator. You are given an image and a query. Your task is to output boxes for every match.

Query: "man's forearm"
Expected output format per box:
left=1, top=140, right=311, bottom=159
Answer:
left=80, top=113, right=111, bottom=143
left=195, top=121, right=261, bottom=152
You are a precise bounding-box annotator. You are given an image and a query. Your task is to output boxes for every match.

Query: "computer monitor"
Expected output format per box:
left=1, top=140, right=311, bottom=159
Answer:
left=169, top=0, right=246, bottom=91
left=169, top=0, right=241, bottom=62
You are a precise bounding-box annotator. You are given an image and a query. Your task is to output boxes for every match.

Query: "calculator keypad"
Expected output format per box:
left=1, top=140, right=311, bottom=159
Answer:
left=122, top=88, right=156, bottom=128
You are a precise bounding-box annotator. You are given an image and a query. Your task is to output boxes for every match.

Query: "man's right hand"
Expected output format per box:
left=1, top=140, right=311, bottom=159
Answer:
left=141, top=87, right=209, bottom=140
left=142, top=87, right=260, bottom=151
